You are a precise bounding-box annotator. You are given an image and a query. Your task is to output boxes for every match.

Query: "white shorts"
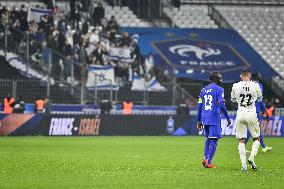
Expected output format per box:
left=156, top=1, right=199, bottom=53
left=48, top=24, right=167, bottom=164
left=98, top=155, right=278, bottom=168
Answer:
left=235, top=110, right=260, bottom=139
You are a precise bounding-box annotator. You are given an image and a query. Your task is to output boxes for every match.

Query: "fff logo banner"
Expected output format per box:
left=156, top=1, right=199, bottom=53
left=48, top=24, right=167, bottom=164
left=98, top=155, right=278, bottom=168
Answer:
left=152, top=38, right=249, bottom=73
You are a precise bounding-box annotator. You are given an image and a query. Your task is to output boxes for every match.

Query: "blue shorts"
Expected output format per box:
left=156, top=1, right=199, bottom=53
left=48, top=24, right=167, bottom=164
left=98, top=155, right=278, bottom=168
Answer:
left=204, top=125, right=222, bottom=139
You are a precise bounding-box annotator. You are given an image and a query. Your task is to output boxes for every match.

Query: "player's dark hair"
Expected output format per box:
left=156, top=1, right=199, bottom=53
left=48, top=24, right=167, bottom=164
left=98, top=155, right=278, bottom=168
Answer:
left=209, top=72, right=222, bottom=85
left=251, top=72, right=261, bottom=81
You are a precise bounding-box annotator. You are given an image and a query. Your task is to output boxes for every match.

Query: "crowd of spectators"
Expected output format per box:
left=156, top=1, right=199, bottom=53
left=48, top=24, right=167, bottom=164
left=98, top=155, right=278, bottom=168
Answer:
left=0, top=1, right=164, bottom=85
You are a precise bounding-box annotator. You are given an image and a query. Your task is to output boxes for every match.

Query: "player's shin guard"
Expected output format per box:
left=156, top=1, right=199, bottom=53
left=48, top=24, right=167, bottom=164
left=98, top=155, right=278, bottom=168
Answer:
left=204, top=138, right=210, bottom=160
left=238, top=143, right=247, bottom=167
left=249, top=140, right=260, bottom=161
left=207, top=139, right=217, bottom=164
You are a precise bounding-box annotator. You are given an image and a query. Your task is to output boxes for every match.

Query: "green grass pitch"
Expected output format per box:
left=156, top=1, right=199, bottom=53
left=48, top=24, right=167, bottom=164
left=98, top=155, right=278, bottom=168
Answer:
left=0, top=136, right=283, bottom=189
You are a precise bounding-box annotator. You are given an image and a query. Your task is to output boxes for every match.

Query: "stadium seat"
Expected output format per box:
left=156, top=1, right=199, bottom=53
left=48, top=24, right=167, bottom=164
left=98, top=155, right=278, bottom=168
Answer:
left=163, top=5, right=218, bottom=29
left=216, top=5, right=284, bottom=90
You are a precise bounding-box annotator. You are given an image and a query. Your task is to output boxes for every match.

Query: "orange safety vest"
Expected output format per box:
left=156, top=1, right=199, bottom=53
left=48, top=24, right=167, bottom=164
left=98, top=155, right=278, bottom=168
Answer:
left=122, top=101, right=133, bottom=115
left=35, top=99, right=45, bottom=111
left=266, top=106, right=274, bottom=117
left=4, top=97, right=15, bottom=114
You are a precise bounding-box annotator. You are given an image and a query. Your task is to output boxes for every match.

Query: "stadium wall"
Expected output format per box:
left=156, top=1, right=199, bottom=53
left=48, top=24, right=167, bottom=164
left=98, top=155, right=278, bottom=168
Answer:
left=0, top=114, right=283, bottom=137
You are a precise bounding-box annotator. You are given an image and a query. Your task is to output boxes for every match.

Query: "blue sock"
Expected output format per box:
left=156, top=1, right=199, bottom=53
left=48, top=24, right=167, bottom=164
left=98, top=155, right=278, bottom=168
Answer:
left=260, top=132, right=266, bottom=148
left=208, top=140, right=217, bottom=164
left=204, top=138, right=210, bottom=160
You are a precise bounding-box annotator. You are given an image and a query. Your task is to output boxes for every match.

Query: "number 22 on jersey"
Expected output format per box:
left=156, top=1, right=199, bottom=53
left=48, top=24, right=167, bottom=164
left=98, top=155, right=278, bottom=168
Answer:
left=240, top=87, right=252, bottom=107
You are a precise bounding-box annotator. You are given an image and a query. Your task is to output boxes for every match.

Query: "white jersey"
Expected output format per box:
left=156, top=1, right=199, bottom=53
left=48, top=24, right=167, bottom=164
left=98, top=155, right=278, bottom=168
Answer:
left=231, top=81, right=262, bottom=112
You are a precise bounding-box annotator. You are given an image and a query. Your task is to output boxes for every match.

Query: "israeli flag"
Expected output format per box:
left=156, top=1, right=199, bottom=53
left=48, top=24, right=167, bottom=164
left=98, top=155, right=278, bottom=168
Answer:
left=147, top=77, right=167, bottom=91
left=86, top=65, right=119, bottom=90
left=131, top=76, right=166, bottom=91
left=107, top=47, right=135, bottom=63
left=28, top=7, right=52, bottom=22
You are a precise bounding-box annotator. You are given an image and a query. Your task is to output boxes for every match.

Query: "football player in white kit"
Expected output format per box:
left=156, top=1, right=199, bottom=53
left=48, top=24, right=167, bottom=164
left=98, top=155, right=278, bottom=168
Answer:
left=231, top=70, right=263, bottom=172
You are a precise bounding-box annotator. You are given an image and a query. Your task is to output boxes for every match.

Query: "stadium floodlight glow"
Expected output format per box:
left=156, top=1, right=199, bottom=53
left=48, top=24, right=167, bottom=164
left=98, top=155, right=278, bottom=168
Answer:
left=186, top=69, right=193, bottom=74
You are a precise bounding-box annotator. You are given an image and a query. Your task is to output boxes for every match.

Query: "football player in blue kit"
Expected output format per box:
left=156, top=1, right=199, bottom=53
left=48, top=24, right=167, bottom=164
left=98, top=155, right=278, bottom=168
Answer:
left=245, top=72, right=272, bottom=152
left=197, top=72, right=231, bottom=168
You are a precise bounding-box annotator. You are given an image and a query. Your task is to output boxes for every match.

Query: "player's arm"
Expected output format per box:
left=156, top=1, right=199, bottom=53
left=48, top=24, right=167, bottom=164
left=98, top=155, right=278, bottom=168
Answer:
left=197, top=95, right=203, bottom=131
left=218, top=88, right=231, bottom=126
left=256, top=83, right=263, bottom=103
left=231, top=84, right=237, bottom=102
left=260, top=101, right=266, bottom=112
left=256, top=84, right=268, bottom=116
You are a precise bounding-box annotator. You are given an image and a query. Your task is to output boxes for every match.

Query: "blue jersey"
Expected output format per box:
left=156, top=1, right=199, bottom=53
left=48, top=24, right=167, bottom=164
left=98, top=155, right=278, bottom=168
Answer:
left=254, top=81, right=263, bottom=114
left=198, top=83, right=225, bottom=125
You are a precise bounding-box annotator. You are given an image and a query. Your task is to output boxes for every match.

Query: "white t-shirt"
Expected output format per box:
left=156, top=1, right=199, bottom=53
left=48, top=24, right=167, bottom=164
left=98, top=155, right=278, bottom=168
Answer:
left=231, top=81, right=263, bottom=111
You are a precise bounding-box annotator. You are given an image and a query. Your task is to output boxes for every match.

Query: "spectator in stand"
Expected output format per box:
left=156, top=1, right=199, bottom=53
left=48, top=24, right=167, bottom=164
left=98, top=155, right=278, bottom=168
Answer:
left=43, top=97, right=51, bottom=114
left=69, top=0, right=76, bottom=22
left=19, top=13, right=29, bottom=32
left=72, top=7, right=81, bottom=28
left=81, top=0, right=91, bottom=12
left=42, top=0, right=55, bottom=9
left=3, top=94, right=15, bottom=114
left=115, top=61, right=128, bottom=85
left=121, top=32, right=132, bottom=47
left=18, top=4, right=27, bottom=22
left=144, top=54, right=154, bottom=76
left=172, top=0, right=181, bottom=8
left=35, top=97, right=45, bottom=113
left=79, top=42, right=88, bottom=64
left=122, top=99, right=133, bottom=115
left=93, top=3, right=105, bottom=26
left=12, top=96, right=25, bottom=113
left=73, top=29, right=82, bottom=47
left=128, top=64, right=133, bottom=82
left=38, top=15, right=49, bottom=35
left=100, top=95, right=112, bottom=115
left=81, top=64, right=88, bottom=83
left=106, top=16, right=119, bottom=33
left=89, top=29, right=100, bottom=44
left=58, top=15, right=68, bottom=33
left=1, top=6, right=10, bottom=26
left=264, top=101, right=275, bottom=117
left=57, top=31, right=66, bottom=53
left=92, top=42, right=107, bottom=65
left=82, top=20, right=90, bottom=35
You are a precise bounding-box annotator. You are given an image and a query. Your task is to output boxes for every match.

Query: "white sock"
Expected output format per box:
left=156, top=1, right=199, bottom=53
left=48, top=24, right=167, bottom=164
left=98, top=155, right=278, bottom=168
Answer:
left=249, top=140, right=260, bottom=161
left=238, top=143, right=247, bottom=167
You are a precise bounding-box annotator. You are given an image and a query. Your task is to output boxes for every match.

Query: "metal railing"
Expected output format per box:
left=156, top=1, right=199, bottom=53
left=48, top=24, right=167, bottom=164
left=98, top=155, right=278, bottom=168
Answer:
left=275, top=108, right=284, bottom=117
left=0, top=79, right=201, bottom=105
left=208, top=5, right=232, bottom=29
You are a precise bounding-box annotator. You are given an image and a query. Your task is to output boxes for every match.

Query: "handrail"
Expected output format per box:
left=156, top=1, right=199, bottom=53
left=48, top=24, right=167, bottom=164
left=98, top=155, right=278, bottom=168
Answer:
left=208, top=5, right=232, bottom=29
